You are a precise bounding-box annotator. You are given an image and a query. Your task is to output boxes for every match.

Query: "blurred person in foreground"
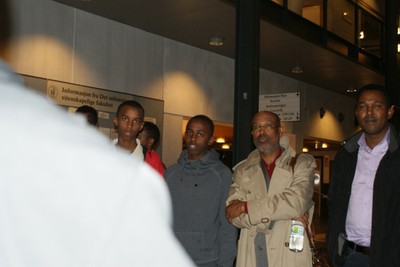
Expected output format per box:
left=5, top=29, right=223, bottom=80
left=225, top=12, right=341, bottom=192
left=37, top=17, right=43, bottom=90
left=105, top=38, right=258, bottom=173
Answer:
left=0, top=1, right=194, bottom=266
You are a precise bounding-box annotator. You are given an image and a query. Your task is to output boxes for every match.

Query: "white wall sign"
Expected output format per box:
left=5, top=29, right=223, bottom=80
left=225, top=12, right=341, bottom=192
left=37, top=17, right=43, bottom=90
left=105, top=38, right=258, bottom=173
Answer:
left=259, top=92, right=300, bottom=121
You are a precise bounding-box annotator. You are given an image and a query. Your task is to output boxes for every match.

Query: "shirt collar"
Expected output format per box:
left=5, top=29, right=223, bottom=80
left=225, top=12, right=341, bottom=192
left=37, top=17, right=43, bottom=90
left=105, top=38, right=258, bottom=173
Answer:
left=358, top=128, right=390, bottom=153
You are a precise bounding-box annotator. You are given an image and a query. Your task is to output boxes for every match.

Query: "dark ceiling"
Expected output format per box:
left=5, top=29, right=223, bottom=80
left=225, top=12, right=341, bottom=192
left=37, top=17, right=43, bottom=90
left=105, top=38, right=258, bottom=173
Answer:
left=53, top=0, right=385, bottom=97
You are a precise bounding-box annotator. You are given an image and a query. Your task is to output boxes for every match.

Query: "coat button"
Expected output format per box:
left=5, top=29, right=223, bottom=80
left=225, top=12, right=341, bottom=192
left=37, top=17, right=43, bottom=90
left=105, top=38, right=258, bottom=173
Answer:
left=261, top=218, right=269, bottom=223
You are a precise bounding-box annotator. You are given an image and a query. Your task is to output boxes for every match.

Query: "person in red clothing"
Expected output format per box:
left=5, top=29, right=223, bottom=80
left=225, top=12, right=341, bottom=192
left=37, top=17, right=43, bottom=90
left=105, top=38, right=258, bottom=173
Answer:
left=138, top=121, right=165, bottom=176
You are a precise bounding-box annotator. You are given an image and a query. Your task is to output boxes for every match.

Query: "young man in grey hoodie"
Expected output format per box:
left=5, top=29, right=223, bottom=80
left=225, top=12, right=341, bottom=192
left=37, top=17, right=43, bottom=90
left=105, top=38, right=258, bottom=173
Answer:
left=166, top=115, right=238, bottom=267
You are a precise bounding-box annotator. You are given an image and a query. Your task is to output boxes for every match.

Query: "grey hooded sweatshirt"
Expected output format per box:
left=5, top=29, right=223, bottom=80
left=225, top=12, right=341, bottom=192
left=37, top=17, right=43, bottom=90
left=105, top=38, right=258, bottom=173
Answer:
left=166, top=149, right=237, bottom=267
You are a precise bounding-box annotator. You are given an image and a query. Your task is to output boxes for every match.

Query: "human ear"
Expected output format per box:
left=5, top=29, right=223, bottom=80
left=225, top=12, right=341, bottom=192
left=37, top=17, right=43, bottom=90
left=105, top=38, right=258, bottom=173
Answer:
left=208, top=136, right=215, bottom=146
left=388, top=105, right=395, bottom=120
left=113, top=116, right=118, bottom=127
left=278, top=126, right=283, bottom=136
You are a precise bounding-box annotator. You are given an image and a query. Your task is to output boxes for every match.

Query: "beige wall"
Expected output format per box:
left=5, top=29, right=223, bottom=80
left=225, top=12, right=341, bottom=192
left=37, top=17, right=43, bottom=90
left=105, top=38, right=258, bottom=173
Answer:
left=259, top=69, right=358, bottom=153
left=7, top=0, right=358, bottom=167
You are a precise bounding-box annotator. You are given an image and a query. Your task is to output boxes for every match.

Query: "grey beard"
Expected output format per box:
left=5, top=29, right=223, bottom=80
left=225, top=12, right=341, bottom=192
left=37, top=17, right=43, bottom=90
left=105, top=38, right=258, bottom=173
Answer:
left=255, top=142, right=280, bottom=154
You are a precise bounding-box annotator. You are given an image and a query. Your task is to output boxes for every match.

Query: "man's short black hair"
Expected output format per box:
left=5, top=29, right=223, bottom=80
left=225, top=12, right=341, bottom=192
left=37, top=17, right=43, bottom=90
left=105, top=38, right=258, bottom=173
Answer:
left=116, top=100, right=144, bottom=119
left=187, top=115, right=214, bottom=136
left=75, top=105, right=98, bottom=126
left=357, top=84, right=392, bottom=107
left=143, top=121, right=160, bottom=150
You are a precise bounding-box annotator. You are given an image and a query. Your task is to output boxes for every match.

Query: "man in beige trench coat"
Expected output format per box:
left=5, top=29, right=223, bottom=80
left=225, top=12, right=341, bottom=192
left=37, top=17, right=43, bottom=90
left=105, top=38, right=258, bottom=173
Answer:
left=225, top=111, right=316, bottom=267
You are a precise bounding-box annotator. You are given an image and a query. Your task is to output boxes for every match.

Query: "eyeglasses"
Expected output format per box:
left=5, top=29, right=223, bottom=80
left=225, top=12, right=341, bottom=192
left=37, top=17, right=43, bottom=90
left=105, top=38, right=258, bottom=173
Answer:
left=252, top=124, right=279, bottom=131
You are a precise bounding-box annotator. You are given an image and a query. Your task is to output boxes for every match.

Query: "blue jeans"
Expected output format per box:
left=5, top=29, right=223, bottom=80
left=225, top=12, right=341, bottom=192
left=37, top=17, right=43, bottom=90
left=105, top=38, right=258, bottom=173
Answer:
left=343, top=249, right=369, bottom=267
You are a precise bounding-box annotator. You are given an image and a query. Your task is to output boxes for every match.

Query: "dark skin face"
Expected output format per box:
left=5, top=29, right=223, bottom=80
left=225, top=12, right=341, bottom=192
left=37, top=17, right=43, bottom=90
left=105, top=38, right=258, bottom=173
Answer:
left=113, top=106, right=144, bottom=151
left=356, top=90, right=394, bottom=149
left=137, top=127, right=153, bottom=149
left=251, top=111, right=282, bottom=163
left=83, top=112, right=98, bottom=127
left=184, top=119, right=214, bottom=160
left=226, top=111, right=309, bottom=223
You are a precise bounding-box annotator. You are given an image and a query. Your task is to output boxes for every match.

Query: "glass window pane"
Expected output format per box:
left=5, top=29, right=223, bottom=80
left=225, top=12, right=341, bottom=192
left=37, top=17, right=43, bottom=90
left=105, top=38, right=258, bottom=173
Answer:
left=358, top=9, right=382, bottom=57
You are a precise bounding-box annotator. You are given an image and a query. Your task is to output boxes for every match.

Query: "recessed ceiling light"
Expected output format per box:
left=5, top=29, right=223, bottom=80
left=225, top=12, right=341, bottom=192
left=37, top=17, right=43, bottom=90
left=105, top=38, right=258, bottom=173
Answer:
left=346, top=87, right=357, bottom=93
left=291, top=65, right=303, bottom=74
left=209, top=37, right=224, bottom=46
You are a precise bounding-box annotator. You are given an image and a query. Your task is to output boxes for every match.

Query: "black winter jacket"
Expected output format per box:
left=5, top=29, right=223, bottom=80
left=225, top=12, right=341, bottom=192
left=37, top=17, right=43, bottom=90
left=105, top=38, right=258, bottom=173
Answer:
left=327, top=125, right=400, bottom=266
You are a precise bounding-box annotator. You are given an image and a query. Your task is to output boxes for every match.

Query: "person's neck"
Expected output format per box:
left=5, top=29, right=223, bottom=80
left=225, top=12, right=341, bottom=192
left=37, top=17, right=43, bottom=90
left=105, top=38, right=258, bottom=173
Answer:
left=260, top=148, right=281, bottom=165
left=365, top=135, right=384, bottom=150
left=117, top=138, right=137, bottom=152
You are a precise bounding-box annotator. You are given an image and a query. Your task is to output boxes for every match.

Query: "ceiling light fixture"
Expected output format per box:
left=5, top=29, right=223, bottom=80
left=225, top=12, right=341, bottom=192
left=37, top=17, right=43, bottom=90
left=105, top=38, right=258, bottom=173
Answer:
left=209, top=37, right=224, bottom=46
left=346, top=87, right=357, bottom=93
left=291, top=65, right=303, bottom=74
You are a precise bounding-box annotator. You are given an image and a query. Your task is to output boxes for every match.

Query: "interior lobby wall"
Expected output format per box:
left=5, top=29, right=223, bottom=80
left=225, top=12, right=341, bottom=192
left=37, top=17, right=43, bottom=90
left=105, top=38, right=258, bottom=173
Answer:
left=6, top=0, right=358, bottom=166
left=259, top=69, right=358, bottom=153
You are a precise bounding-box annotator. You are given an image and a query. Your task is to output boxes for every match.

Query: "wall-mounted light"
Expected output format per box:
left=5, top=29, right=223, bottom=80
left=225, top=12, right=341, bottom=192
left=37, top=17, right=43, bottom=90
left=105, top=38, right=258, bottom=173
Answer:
left=397, top=24, right=400, bottom=53
left=209, top=37, right=224, bottom=46
left=216, top=137, right=226, bottom=143
left=359, top=31, right=365, bottom=40
left=338, top=112, right=345, bottom=122
left=222, top=144, right=230, bottom=149
left=398, top=27, right=400, bottom=52
left=302, top=147, right=309, bottom=152
left=319, top=107, right=326, bottom=118
left=322, top=143, right=328, bottom=149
